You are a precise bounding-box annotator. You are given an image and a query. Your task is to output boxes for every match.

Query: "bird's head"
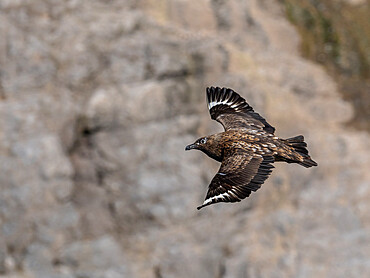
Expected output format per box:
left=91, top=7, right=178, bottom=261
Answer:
left=185, top=135, right=223, bottom=162
left=185, top=137, right=209, bottom=151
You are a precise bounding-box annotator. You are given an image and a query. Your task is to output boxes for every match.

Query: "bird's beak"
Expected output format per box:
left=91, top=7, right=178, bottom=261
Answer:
left=185, top=143, right=197, bottom=151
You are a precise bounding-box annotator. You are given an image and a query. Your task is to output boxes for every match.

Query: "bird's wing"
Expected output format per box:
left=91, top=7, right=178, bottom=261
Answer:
left=197, top=150, right=274, bottom=210
left=206, top=87, right=275, bottom=133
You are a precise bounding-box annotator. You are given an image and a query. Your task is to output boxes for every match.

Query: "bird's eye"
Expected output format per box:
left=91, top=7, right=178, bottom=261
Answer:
left=200, top=138, right=207, bottom=144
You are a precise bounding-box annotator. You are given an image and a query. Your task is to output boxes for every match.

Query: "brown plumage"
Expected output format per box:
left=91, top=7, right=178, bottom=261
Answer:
left=185, top=87, right=317, bottom=210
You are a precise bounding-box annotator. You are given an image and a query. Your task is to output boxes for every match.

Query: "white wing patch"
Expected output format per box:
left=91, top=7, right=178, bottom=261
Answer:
left=200, top=190, right=240, bottom=207
left=208, top=99, right=239, bottom=110
left=209, top=100, right=227, bottom=110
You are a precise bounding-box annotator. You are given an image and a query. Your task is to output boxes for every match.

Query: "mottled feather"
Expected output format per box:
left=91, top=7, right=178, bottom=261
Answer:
left=206, top=87, right=275, bottom=133
left=197, top=149, right=274, bottom=210
left=185, top=87, right=317, bottom=210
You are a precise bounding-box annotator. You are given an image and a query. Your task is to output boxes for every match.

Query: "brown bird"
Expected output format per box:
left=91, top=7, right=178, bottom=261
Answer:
left=185, top=87, right=317, bottom=210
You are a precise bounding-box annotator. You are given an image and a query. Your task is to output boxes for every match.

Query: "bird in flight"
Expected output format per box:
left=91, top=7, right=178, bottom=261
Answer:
left=185, top=87, right=317, bottom=210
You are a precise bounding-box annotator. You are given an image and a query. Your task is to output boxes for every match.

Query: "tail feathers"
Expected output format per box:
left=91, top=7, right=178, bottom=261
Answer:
left=299, top=158, right=318, bottom=168
left=286, top=135, right=308, bottom=155
left=286, top=135, right=318, bottom=168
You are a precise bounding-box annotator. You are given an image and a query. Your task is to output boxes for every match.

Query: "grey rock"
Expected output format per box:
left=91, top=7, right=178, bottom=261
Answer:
left=0, top=1, right=369, bottom=278
left=58, top=236, right=127, bottom=272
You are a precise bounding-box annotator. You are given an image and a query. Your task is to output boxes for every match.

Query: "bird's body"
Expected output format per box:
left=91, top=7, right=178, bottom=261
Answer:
left=185, top=87, right=317, bottom=210
left=205, top=129, right=313, bottom=165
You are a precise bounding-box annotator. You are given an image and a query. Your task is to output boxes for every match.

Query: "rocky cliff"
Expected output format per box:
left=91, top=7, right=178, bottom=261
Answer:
left=0, top=1, right=369, bottom=277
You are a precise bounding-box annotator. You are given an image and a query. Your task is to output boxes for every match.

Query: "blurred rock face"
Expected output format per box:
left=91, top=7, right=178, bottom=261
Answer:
left=284, top=0, right=370, bottom=130
left=0, top=1, right=369, bottom=278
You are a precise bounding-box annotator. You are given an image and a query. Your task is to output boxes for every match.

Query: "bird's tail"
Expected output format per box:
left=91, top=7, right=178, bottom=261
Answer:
left=285, top=135, right=318, bottom=168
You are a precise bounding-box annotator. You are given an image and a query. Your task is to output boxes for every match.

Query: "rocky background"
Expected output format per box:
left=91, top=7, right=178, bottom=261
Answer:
left=0, top=0, right=369, bottom=277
